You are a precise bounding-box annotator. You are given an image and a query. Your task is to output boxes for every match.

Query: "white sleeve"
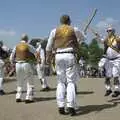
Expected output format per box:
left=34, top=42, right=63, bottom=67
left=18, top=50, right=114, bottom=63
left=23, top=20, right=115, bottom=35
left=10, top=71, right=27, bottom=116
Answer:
left=46, top=29, right=56, bottom=51
left=101, top=38, right=105, bottom=42
left=36, top=45, right=41, bottom=52
left=2, top=45, right=9, bottom=52
left=97, top=36, right=105, bottom=43
left=74, top=27, right=86, bottom=44
left=29, top=44, right=36, bottom=54
left=40, top=49, right=45, bottom=59
left=9, top=46, right=16, bottom=62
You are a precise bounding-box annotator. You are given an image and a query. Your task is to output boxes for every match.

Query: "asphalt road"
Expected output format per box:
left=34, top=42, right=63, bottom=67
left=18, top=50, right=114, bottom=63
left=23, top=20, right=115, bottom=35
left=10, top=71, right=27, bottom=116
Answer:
left=0, top=76, right=120, bottom=120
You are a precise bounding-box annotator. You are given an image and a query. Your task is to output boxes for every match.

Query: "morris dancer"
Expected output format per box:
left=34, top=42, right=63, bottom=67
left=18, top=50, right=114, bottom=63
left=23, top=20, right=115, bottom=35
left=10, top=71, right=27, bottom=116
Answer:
left=36, top=42, right=50, bottom=91
left=96, top=27, right=120, bottom=97
left=46, top=15, right=85, bottom=116
left=10, top=34, right=36, bottom=103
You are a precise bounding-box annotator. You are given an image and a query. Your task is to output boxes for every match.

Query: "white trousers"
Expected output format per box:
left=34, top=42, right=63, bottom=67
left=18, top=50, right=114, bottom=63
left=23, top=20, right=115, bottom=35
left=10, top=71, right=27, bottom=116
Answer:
left=16, top=62, right=34, bottom=100
left=99, top=57, right=120, bottom=77
left=109, top=58, right=120, bottom=91
left=55, top=53, right=78, bottom=108
left=99, top=57, right=120, bottom=91
left=36, top=63, right=48, bottom=88
left=0, top=59, right=4, bottom=90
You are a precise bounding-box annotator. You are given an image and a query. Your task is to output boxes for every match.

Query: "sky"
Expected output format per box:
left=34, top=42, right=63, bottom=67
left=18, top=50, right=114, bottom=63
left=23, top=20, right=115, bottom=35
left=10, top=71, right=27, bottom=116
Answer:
left=0, top=0, right=120, bottom=48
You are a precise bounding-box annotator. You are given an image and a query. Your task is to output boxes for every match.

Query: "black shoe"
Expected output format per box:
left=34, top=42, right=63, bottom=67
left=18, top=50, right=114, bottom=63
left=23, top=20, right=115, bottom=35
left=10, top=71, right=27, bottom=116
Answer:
left=112, top=91, right=120, bottom=97
left=39, top=79, right=43, bottom=85
left=16, top=99, right=22, bottom=103
left=68, top=107, right=76, bottom=116
left=46, top=86, right=51, bottom=90
left=58, top=107, right=66, bottom=115
left=25, top=99, right=34, bottom=104
left=41, top=86, right=50, bottom=92
left=104, top=90, right=112, bottom=96
left=0, top=90, right=5, bottom=95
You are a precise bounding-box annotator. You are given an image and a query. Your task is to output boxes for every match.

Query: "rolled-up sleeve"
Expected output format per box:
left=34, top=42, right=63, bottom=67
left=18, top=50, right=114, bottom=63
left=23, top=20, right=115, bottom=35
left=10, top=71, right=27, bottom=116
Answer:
left=74, top=27, right=86, bottom=44
left=46, top=29, right=56, bottom=51
left=29, top=44, right=36, bottom=54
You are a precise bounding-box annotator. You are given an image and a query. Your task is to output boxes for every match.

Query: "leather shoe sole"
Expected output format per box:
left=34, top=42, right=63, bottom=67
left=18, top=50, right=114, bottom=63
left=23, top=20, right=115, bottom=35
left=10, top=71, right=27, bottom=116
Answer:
left=67, top=107, right=76, bottom=116
left=16, top=99, right=22, bottom=103
left=58, top=107, right=66, bottom=115
left=25, top=99, right=34, bottom=104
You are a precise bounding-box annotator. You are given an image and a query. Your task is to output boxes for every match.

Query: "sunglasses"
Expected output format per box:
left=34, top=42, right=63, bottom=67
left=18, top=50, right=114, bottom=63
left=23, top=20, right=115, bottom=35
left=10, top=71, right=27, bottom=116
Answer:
left=107, top=30, right=113, bottom=32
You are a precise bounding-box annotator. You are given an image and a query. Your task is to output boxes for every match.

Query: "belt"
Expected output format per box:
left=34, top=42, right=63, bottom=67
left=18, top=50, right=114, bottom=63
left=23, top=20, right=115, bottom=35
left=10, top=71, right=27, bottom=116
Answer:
left=108, top=57, right=120, bottom=60
left=102, top=55, right=120, bottom=60
left=56, top=51, right=74, bottom=54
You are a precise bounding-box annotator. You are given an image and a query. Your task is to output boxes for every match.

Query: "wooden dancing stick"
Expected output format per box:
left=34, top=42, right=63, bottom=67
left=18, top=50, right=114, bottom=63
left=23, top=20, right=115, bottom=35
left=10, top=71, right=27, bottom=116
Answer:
left=83, top=8, right=98, bottom=34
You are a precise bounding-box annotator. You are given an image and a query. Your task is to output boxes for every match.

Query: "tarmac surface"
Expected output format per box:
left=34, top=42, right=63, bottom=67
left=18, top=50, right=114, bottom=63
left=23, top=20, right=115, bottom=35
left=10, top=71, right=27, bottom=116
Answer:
left=0, top=76, right=120, bottom=120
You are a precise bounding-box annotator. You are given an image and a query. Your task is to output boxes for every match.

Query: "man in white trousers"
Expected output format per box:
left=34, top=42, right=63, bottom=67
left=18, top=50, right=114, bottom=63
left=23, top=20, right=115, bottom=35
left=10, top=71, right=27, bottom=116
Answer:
left=36, top=42, right=50, bottom=91
left=10, top=34, right=36, bottom=103
left=79, top=57, right=85, bottom=77
left=96, top=27, right=120, bottom=97
left=0, top=40, right=9, bottom=95
left=46, top=15, right=85, bottom=116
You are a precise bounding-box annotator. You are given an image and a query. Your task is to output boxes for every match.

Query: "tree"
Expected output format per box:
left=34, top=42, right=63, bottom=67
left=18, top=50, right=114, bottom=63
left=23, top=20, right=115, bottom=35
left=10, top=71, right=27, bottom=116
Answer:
left=29, top=38, right=42, bottom=48
left=77, top=42, right=89, bottom=63
left=88, top=38, right=103, bottom=67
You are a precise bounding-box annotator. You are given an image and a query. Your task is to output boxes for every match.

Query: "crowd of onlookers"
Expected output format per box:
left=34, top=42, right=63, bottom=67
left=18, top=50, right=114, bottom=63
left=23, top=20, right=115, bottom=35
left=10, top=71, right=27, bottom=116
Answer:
left=79, top=65, right=105, bottom=78
left=4, top=61, right=105, bottom=78
left=2, top=41, right=105, bottom=78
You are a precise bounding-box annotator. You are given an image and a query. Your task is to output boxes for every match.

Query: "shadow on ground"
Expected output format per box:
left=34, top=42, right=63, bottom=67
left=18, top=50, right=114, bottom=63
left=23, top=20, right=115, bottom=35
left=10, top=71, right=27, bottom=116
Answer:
left=75, top=102, right=118, bottom=116
left=5, top=90, right=17, bottom=95
left=4, top=78, right=16, bottom=83
left=34, top=96, right=56, bottom=102
left=77, top=91, right=94, bottom=95
left=5, top=90, right=29, bottom=95
left=40, top=88, right=56, bottom=92
left=5, top=87, right=56, bottom=95
left=107, top=98, right=120, bottom=103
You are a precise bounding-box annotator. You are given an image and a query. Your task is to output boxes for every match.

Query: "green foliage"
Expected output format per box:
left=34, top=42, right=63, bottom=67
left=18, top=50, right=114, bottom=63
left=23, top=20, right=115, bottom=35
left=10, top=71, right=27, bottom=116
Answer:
left=88, top=38, right=103, bottom=67
left=77, top=42, right=89, bottom=62
left=76, top=39, right=103, bottom=67
left=29, top=38, right=48, bottom=49
left=31, top=37, right=104, bottom=68
left=29, top=39, right=41, bottom=48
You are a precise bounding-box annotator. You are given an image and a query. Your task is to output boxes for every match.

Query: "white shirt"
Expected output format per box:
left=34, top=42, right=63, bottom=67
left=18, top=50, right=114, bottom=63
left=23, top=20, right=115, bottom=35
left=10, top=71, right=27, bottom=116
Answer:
left=46, top=26, right=86, bottom=52
left=2, top=45, right=9, bottom=52
left=79, top=59, right=85, bottom=66
left=36, top=45, right=45, bottom=59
